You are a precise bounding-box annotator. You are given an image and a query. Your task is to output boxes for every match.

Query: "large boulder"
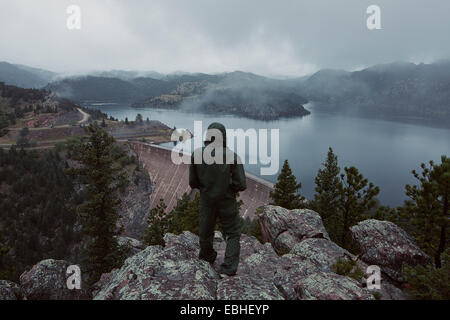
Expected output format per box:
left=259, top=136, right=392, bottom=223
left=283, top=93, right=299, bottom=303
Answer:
left=19, top=259, right=90, bottom=300
left=230, top=235, right=281, bottom=279
left=94, top=231, right=320, bottom=300
left=0, top=280, right=24, bottom=300
left=290, top=238, right=360, bottom=273
left=257, top=205, right=330, bottom=254
left=217, top=275, right=284, bottom=300
left=94, top=233, right=218, bottom=300
left=274, top=254, right=318, bottom=300
left=295, top=272, right=375, bottom=300
left=164, top=231, right=201, bottom=256
left=350, top=219, right=431, bottom=282
left=290, top=238, right=407, bottom=300
left=93, top=217, right=409, bottom=300
left=215, top=232, right=316, bottom=300
left=94, top=230, right=389, bottom=301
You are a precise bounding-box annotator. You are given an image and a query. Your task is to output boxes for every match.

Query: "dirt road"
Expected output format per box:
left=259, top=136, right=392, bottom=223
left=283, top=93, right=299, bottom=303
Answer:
left=77, top=108, right=90, bottom=124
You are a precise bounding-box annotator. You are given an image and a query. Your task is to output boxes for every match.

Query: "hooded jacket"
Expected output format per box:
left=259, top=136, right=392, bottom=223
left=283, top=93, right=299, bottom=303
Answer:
left=189, top=122, right=247, bottom=201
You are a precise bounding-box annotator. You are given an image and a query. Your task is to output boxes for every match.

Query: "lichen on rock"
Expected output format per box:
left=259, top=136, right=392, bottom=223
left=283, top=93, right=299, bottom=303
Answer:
left=257, top=205, right=330, bottom=254
left=350, top=219, right=431, bottom=282
left=295, top=272, right=375, bottom=300
left=10, top=206, right=415, bottom=300
left=19, top=259, right=90, bottom=300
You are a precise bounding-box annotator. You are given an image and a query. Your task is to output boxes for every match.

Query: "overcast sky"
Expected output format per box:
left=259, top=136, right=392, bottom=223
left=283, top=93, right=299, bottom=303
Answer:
left=1, top=0, right=450, bottom=77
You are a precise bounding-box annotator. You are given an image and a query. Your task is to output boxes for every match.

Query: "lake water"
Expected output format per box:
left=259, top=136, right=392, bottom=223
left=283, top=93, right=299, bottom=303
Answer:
left=86, top=102, right=450, bottom=207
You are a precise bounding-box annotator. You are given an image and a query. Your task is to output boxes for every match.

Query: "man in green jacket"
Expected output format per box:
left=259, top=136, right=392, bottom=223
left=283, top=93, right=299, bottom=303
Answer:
left=189, top=122, right=247, bottom=276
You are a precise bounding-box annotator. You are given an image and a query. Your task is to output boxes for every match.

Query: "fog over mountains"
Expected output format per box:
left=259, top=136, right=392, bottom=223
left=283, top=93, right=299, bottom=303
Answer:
left=297, top=61, right=450, bottom=122
left=0, top=62, right=57, bottom=89
left=1, top=60, right=450, bottom=123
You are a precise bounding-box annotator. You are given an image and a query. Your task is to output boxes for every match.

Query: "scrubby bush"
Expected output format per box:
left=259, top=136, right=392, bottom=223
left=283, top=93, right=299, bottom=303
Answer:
left=332, top=257, right=365, bottom=282
left=403, top=249, right=450, bottom=300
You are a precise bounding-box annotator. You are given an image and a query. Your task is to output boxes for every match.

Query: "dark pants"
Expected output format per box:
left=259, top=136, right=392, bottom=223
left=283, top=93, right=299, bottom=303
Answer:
left=198, top=194, right=241, bottom=275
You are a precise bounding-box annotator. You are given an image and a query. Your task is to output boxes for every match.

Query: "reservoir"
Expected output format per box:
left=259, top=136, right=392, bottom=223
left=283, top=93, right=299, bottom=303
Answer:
left=86, top=102, right=450, bottom=207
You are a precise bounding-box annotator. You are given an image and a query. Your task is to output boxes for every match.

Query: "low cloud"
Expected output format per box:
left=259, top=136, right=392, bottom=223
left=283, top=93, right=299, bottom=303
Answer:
left=1, top=0, right=449, bottom=76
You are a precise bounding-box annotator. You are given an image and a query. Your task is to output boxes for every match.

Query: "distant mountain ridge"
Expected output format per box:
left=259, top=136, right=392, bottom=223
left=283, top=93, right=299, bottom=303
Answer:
left=1, top=60, right=450, bottom=124
left=46, top=76, right=177, bottom=102
left=0, top=62, right=57, bottom=89
left=45, top=70, right=292, bottom=103
left=299, top=61, right=450, bottom=123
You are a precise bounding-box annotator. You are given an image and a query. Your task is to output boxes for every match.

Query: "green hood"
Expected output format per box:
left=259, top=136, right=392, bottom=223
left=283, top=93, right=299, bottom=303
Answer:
left=190, top=120, right=247, bottom=200
left=205, top=122, right=227, bottom=147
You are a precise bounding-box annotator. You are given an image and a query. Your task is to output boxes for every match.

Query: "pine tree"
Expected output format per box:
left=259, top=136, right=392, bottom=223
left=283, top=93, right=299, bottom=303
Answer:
left=180, top=193, right=200, bottom=234
left=69, top=125, right=128, bottom=285
left=143, top=193, right=201, bottom=246
left=399, top=156, right=449, bottom=268
left=142, top=199, right=169, bottom=246
left=169, top=193, right=191, bottom=234
left=135, top=114, right=143, bottom=124
left=337, top=166, right=380, bottom=249
left=124, top=117, right=129, bottom=125
left=270, top=160, right=305, bottom=210
left=403, top=248, right=450, bottom=300
left=311, top=147, right=341, bottom=240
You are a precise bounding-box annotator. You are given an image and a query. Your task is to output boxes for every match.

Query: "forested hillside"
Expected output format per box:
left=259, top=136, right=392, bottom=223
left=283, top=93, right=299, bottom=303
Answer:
left=0, top=62, right=56, bottom=89
left=298, top=61, right=450, bottom=124
left=0, top=147, right=81, bottom=280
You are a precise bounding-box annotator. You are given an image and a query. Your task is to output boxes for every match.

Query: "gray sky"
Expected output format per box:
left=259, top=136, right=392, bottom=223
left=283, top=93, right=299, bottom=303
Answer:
left=1, top=0, right=450, bottom=77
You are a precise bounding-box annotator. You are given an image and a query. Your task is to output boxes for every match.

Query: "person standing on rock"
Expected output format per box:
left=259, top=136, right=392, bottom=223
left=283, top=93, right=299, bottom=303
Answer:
left=189, top=122, right=247, bottom=276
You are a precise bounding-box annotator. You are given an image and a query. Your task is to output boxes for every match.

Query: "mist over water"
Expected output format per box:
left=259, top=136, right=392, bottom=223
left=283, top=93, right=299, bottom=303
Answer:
left=87, top=103, right=450, bottom=207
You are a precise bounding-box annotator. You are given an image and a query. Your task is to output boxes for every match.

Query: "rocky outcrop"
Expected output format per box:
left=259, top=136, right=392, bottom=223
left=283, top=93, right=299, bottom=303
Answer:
left=0, top=280, right=24, bottom=300
left=350, top=219, right=431, bottom=282
left=257, top=205, right=329, bottom=254
left=93, top=240, right=218, bottom=300
left=117, top=236, right=145, bottom=257
left=290, top=238, right=359, bottom=273
left=295, top=272, right=375, bottom=300
left=19, top=259, right=90, bottom=300
left=93, top=229, right=377, bottom=300
left=217, top=276, right=284, bottom=300
left=94, top=230, right=296, bottom=300
left=10, top=206, right=415, bottom=300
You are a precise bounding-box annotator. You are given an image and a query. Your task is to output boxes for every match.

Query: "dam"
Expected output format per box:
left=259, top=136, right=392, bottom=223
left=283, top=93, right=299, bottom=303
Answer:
left=128, top=141, right=274, bottom=218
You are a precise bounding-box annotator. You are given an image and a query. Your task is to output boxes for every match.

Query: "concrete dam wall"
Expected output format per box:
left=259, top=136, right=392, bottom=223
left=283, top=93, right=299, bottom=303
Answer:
left=128, top=141, right=274, bottom=218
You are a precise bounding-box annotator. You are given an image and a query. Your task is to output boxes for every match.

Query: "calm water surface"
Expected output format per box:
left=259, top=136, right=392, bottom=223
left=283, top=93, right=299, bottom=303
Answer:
left=86, top=102, right=450, bottom=207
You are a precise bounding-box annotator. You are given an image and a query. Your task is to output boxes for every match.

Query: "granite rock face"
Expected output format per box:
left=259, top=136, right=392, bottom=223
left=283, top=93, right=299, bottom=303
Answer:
left=290, top=238, right=356, bottom=273
left=12, top=206, right=417, bottom=300
left=295, top=272, right=375, bottom=300
left=93, top=230, right=384, bottom=301
left=217, top=275, right=284, bottom=300
left=19, top=259, right=90, bottom=300
left=93, top=233, right=218, bottom=300
left=257, top=205, right=330, bottom=254
left=93, top=232, right=289, bottom=300
left=350, top=219, right=431, bottom=282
